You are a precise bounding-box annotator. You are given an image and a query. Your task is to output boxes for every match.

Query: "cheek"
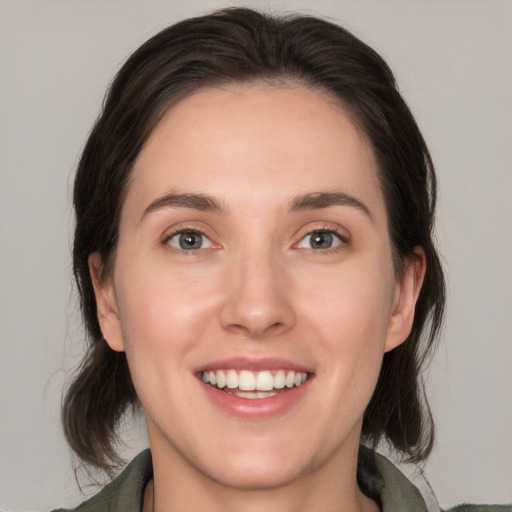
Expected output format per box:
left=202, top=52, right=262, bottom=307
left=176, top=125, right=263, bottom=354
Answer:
left=116, top=259, right=221, bottom=341
left=296, top=258, right=395, bottom=393
left=113, top=261, right=226, bottom=391
left=113, top=263, right=227, bottom=422
left=298, top=258, right=395, bottom=342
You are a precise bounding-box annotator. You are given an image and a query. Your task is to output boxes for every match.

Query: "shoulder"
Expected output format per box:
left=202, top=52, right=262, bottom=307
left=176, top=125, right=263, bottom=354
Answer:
left=371, top=451, right=432, bottom=512
left=50, top=450, right=153, bottom=512
left=363, top=449, right=511, bottom=512
left=447, top=507, right=512, bottom=512
left=48, top=448, right=510, bottom=512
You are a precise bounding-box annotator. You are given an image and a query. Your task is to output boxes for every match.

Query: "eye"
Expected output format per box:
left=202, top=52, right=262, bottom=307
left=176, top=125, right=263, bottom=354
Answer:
left=166, top=230, right=213, bottom=250
left=297, top=230, right=343, bottom=250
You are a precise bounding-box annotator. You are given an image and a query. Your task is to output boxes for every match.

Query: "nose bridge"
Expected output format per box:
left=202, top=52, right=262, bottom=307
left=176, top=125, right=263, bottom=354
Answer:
left=220, top=239, right=294, bottom=338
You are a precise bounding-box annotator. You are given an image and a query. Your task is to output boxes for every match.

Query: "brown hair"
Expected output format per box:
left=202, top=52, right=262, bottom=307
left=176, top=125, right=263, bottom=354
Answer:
left=64, top=7, right=445, bottom=475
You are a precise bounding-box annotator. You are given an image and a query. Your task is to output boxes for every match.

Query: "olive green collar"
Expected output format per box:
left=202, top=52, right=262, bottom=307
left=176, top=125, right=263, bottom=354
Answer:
left=54, top=449, right=429, bottom=511
left=373, top=452, right=430, bottom=511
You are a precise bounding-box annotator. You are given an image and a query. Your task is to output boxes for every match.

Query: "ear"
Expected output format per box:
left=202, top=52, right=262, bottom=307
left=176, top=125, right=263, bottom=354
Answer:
left=88, top=253, right=125, bottom=352
left=385, top=246, right=426, bottom=353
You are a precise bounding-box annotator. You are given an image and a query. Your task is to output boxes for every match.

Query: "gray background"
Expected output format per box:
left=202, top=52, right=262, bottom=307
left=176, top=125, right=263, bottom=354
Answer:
left=1, top=0, right=511, bottom=510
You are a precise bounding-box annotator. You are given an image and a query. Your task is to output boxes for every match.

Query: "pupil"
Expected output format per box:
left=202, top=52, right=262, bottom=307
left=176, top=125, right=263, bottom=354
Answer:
left=180, top=232, right=201, bottom=249
left=312, top=232, right=332, bottom=249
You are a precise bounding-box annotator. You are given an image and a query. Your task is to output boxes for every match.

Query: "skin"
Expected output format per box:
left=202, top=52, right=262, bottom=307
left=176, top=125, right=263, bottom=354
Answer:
left=90, top=84, right=425, bottom=512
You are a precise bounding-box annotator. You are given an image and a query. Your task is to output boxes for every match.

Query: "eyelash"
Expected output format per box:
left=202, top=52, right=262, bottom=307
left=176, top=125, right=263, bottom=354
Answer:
left=162, top=225, right=348, bottom=253
left=295, top=227, right=348, bottom=252
left=163, top=228, right=214, bottom=252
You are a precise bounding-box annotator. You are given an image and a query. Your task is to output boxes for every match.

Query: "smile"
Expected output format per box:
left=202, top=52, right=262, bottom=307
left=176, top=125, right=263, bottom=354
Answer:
left=200, top=369, right=309, bottom=399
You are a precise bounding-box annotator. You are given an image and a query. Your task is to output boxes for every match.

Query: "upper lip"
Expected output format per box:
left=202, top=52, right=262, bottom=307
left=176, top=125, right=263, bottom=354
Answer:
left=195, top=357, right=314, bottom=374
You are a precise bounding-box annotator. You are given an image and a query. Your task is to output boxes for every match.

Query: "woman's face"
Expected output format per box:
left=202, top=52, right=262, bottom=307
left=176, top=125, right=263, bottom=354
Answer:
left=92, top=84, right=422, bottom=490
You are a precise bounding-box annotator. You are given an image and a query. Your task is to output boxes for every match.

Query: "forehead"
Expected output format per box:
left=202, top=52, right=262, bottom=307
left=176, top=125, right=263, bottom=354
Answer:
left=126, top=84, right=384, bottom=220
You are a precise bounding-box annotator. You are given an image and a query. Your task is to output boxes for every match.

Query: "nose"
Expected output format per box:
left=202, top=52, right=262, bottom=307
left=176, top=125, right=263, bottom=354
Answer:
left=219, top=250, right=296, bottom=340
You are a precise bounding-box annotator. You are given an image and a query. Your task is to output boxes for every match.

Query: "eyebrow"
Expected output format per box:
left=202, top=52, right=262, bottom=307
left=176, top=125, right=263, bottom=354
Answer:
left=289, top=192, right=373, bottom=220
left=141, top=192, right=225, bottom=221
left=140, top=190, right=372, bottom=221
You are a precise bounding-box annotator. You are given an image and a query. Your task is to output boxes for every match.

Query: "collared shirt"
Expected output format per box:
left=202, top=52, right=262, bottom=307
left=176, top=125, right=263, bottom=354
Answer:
left=51, top=449, right=511, bottom=512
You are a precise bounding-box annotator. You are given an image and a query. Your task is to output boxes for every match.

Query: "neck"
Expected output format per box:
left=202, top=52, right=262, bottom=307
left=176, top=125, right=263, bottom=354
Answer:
left=144, top=431, right=379, bottom=512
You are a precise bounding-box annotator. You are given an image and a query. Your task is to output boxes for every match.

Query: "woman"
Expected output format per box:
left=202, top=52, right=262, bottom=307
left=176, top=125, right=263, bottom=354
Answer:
left=55, top=8, right=507, bottom=512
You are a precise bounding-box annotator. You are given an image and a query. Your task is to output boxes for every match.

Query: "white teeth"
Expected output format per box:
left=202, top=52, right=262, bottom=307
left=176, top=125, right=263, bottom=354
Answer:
left=255, top=371, right=274, bottom=391
left=201, top=369, right=309, bottom=394
left=274, top=370, right=285, bottom=389
left=239, top=370, right=256, bottom=391
left=226, top=369, right=238, bottom=389
left=216, top=370, right=226, bottom=389
left=256, top=391, right=276, bottom=399
left=230, top=390, right=279, bottom=399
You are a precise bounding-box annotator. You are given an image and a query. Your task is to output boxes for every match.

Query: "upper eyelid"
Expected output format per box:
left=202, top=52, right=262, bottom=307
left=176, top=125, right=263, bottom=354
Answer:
left=296, top=229, right=346, bottom=248
left=290, top=222, right=351, bottom=253
left=163, top=229, right=218, bottom=254
left=161, top=222, right=215, bottom=241
left=166, top=229, right=213, bottom=248
left=164, top=229, right=211, bottom=242
left=302, top=227, right=346, bottom=239
left=164, top=226, right=209, bottom=237
left=159, top=221, right=349, bottom=246
left=295, top=223, right=350, bottom=242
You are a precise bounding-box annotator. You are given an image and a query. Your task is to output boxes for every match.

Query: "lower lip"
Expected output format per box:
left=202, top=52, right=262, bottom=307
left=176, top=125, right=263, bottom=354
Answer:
left=199, top=379, right=311, bottom=420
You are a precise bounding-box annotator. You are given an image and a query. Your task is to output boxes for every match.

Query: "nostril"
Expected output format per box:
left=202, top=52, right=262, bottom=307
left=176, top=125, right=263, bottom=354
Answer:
left=219, top=273, right=296, bottom=338
left=222, top=320, right=286, bottom=340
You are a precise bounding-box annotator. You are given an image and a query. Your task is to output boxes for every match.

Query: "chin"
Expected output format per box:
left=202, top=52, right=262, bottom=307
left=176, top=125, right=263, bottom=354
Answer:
left=193, top=431, right=332, bottom=492
left=203, top=453, right=306, bottom=491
